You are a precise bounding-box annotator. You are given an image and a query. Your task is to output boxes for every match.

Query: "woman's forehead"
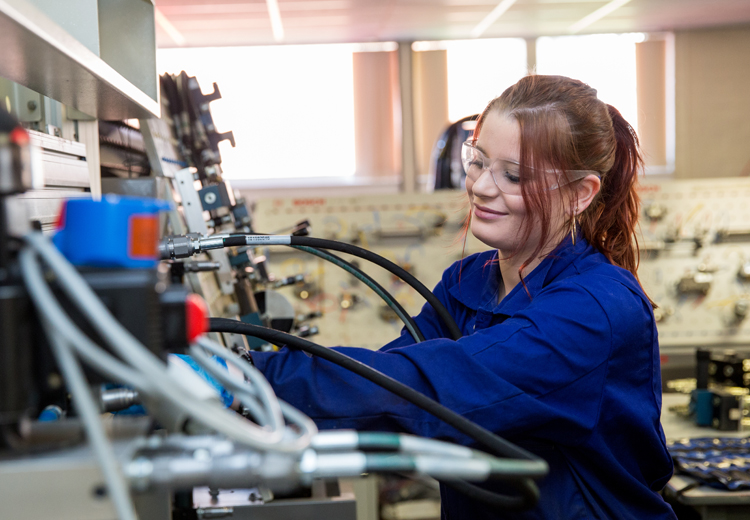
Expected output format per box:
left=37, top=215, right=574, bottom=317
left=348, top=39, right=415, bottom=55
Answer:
left=476, top=111, right=521, bottom=161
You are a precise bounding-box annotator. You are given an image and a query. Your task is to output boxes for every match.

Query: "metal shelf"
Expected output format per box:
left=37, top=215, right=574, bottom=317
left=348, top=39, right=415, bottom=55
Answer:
left=0, top=0, right=160, bottom=120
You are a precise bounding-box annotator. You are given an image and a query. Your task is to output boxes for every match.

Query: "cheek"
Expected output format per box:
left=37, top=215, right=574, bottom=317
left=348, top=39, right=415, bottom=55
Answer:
left=465, top=179, right=474, bottom=202
left=505, top=196, right=526, bottom=216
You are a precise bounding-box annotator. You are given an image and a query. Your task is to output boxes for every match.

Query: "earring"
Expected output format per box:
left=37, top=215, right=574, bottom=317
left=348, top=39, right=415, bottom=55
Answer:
left=570, top=206, right=578, bottom=245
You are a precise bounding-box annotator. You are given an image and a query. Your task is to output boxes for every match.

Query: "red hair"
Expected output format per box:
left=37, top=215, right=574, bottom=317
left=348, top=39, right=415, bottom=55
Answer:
left=470, top=75, right=649, bottom=302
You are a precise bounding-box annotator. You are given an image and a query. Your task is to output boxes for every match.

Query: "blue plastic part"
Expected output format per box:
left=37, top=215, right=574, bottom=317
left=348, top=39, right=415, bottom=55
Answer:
left=38, top=405, right=64, bottom=422
left=691, top=389, right=714, bottom=426
left=53, top=194, right=172, bottom=269
left=172, top=354, right=234, bottom=408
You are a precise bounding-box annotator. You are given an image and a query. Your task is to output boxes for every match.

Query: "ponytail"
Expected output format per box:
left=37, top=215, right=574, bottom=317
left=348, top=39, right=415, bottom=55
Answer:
left=580, top=104, right=650, bottom=302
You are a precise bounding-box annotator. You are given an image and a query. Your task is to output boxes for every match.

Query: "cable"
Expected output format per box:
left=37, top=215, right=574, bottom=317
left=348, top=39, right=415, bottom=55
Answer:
left=219, top=235, right=462, bottom=340
left=23, top=232, right=311, bottom=454
left=208, top=318, right=547, bottom=509
left=189, top=346, right=272, bottom=426
left=19, top=249, right=153, bottom=393
left=279, top=236, right=461, bottom=339
left=194, top=338, right=283, bottom=431
left=290, top=245, right=425, bottom=342
left=46, top=330, right=140, bottom=520
left=36, top=318, right=138, bottom=520
left=193, top=338, right=317, bottom=440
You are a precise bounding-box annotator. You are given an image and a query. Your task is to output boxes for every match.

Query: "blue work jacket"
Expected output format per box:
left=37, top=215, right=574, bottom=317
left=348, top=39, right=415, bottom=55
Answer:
left=252, top=237, right=676, bottom=519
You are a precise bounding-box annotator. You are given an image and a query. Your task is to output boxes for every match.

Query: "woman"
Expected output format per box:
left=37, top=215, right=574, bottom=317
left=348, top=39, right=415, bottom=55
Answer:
left=251, top=75, right=676, bottom=519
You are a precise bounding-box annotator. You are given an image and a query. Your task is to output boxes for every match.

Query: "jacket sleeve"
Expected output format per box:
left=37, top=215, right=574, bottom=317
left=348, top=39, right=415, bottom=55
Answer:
left=251, top=278, right=633, bottom=448
left=378, top=259, right=472, bottom=351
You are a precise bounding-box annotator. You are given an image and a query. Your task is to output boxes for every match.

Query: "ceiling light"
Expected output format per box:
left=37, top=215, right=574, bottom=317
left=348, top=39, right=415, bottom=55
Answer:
left=154, top=8, right=186, bottom=46
left=568, top=0, right=632, bottom=34
left=470, top=0, right=518, bottom=39
left=266, top=0, right=285, bottom=42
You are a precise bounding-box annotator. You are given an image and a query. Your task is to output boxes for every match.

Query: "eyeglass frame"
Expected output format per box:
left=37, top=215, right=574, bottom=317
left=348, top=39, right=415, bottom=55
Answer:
left=461, top=140, right=600, bottom=195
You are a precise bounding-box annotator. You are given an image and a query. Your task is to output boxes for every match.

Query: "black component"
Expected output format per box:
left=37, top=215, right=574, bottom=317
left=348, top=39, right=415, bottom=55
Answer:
left=159, top=284, right=192, bottom=352
left=53, top=269, right=166, bottom=359
left=231, top=201, right=252, bottom=230
left=36, top=269, right=194, bottom=393
left=707, top=351, right=748, bottom=388
left=696, top=348, right=711, bottom=389
left=161, top=72, right=234, bottom=180
left=274, top=274, right=305, bottom=288
left=296, top=325, right=318, bottom=338
left=209, top=318, right=546, bottom=511
left=207, top=215, right=232, bottom=228
left=169, top=261, right=221, bottom=284
left=0, top=281, right=35, bottom=432
left=711, top=390, right=742, bottom=431
left=198, top=182, right=235, bottom=211
left=172, top=490, right=198, bottom=520
left=288, top=237, right=461, bottom=340
left=0, top=111, right=37, bottom=437
left=290, top=220, right=311, bottom=237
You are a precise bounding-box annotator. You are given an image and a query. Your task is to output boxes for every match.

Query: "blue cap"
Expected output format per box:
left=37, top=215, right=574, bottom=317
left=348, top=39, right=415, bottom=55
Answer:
left=53, top=194, right=172, bottom=269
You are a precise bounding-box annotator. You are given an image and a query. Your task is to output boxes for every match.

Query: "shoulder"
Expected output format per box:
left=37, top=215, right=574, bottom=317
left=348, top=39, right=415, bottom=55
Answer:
left=550, top=259, right=654, bottom=336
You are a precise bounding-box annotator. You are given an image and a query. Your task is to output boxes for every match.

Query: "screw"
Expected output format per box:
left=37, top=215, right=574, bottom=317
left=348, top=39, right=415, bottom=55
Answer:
left=92, top=485, right=107, bottom=499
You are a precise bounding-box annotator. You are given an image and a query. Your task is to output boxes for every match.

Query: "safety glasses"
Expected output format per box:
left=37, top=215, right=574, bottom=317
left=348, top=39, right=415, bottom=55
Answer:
left=461, top=140, right=599, bottom=196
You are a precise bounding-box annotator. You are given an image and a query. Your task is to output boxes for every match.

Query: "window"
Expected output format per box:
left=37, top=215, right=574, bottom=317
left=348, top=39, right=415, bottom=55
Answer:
left=414, top=38, right=528, bottom=123
left=157, top=44, right=356, bottom=182
left=536, top=33, right=645, bottom=132
left=445, top=38, right=528, bottom=123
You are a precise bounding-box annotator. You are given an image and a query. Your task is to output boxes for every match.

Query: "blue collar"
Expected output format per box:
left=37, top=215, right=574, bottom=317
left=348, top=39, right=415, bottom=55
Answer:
left=449, top=234, right=596, bottom=315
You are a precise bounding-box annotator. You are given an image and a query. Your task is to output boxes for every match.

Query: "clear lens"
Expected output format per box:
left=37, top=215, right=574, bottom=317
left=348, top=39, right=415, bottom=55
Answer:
left=461, top=142, right=523, bottom=195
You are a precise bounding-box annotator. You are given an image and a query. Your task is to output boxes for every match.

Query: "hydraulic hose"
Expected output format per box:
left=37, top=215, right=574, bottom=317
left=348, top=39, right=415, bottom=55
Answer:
left=218, top=235, right=462, bottom=340
left=209, top=317, right=547, bottom=510
left=290, top=245, right=425, bottom=343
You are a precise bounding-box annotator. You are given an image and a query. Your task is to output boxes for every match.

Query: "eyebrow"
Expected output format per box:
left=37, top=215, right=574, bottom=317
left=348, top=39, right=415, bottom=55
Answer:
left=474, top=142, right=520, bottom=166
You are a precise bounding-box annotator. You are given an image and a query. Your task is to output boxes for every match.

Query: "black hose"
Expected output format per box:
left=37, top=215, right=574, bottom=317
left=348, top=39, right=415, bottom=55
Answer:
left=221, top=236, right=425, bottom=341
left=209, top=318, right=546, bottom=510
left=290, top=245, right=425, bottom=342
left=287, top=237, right=463, bottom=340
left=444, top=479, right=539, bottom=511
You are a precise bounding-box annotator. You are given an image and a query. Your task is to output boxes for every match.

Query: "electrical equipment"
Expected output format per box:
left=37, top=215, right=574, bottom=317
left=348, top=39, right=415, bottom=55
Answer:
left=252, top=192, right=473, bottom=348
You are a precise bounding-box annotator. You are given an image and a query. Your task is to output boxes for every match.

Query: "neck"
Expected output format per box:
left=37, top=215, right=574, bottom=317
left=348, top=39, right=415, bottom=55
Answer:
left=496, top=252, right=544, bottom=302
left=496, top=232, right=568, bottom=302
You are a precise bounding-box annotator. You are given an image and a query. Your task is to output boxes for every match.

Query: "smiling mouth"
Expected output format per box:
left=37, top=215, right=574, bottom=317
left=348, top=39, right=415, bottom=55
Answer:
left=474, top=204, right=507, bottom=216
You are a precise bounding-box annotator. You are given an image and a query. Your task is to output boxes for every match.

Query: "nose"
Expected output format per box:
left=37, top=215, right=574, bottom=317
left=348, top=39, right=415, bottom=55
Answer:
left=470, top=167, right=499, bottom=198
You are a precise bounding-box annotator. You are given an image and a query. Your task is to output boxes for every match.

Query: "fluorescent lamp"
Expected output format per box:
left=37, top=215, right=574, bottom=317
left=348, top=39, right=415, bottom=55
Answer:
left=154, top=8, right=186, bottom=46
left=266, top=0, right=285, bottom=42
left=568, top=0, right=632, bottom=34
left=470, top=0, right=519, bottom=39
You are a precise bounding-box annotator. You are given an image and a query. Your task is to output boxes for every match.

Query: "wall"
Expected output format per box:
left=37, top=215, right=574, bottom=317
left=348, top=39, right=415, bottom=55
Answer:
left=352, top=51, right=400, bottom=178
left=675, top=25, right=750, bottom=178
left=636, top=39, right=668, bottom=169
left=412, top=50, right=449, bottom=184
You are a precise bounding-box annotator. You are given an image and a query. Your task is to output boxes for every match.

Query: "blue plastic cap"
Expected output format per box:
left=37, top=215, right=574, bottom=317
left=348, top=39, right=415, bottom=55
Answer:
left=53, top=194, right=172, bottom=269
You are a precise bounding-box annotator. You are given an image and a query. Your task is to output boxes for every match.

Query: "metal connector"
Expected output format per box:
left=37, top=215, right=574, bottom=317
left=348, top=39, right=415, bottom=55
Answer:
left=159, top=234, right=201, bottom=260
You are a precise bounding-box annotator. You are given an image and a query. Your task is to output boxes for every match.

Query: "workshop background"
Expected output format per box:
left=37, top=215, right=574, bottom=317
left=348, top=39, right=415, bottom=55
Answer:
left=3, top=1, right=750, bottom=519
